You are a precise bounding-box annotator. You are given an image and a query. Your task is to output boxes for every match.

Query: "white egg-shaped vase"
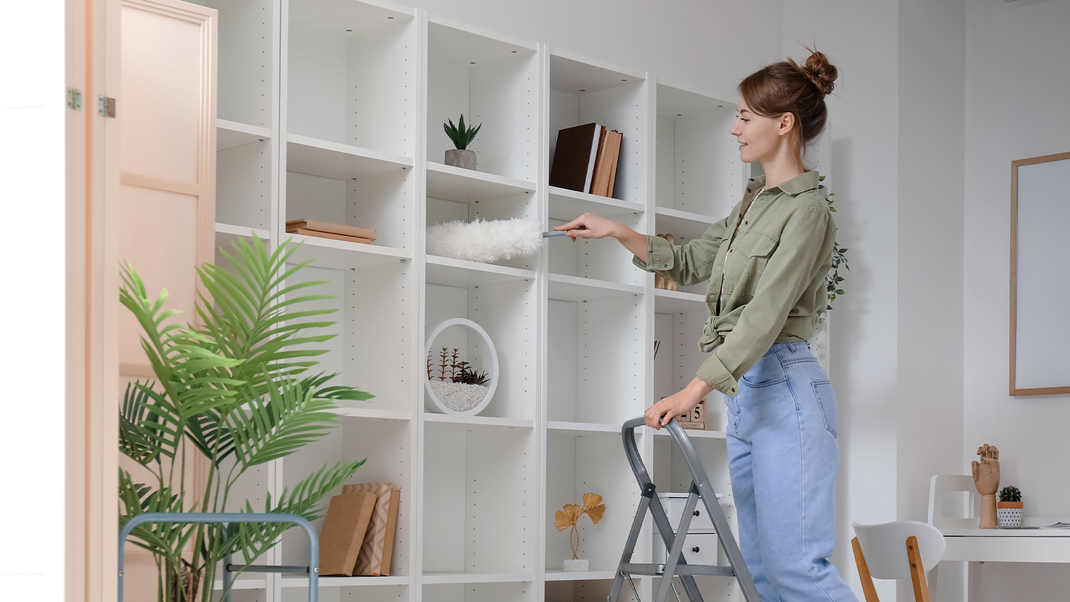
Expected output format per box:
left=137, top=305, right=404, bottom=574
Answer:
left=424, top=318, right=499, bottom=415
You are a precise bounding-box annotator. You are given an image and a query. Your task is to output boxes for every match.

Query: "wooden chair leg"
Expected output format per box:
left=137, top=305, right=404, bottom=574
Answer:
left=906, top=535, right=932, bottom=602
left=851, top=536, right=881, bottom=602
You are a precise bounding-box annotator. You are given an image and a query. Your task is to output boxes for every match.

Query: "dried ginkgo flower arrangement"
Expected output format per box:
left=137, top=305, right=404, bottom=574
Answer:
left=555, top=493, right=606, bottom=568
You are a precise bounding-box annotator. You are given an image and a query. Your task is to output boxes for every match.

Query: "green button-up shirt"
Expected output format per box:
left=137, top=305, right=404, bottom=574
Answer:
left=633, top=170, right=834, bottom=397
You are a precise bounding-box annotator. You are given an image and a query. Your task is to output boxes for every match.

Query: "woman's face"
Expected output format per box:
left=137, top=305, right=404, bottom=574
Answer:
left=729, top=99, right=786, bottom=164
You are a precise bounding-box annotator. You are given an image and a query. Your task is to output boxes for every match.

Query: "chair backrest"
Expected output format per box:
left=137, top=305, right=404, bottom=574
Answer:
left=852, top=521, right=946, bottom=580
left=928, top=474, right=980, bottom=530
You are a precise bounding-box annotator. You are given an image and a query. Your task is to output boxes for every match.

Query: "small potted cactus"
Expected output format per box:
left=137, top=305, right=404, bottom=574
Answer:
left=443, top=113, right=481, bottom=170
left=997, top=485, right=1024, bottom=528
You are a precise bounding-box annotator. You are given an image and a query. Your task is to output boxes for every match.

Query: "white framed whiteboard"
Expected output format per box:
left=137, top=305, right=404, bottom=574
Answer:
left=1010, top=151, right=1070, bottom=396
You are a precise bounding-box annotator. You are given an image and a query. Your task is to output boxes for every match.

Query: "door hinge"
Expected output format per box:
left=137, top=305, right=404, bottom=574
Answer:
left=67, top=88, right=82, bottom=110
left=98, top=95, right=116, bottom=118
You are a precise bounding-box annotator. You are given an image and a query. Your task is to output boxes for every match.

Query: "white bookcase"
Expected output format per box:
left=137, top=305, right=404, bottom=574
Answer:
left=188, top=1, right=780, bottom=601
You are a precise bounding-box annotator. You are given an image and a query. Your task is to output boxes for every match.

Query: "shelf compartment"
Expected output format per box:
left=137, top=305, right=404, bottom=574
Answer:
left=545, top=430, right=639, bottom=574
left=335, top=407, right=411, bottom=422
left=426, top=256, right=536, bottom=289
left=281, top=583, right=409, bottom=602
left=280, top=418, right=412, bottom=577
left=426, top=163, right=535, bottom=204
left=655, top=83, right=742, bottom=218
left=189, top=0, right=273, bottom=127
left=286, top=235, right=411, bottom=271
left=285, top=136, right=415, bottom=249
left=424, top=278, right=536, bottom=421
left=549, top=51, right=648, bottom=204
left=422, top=573, right=534, bottom=585
left=548, top=213, right=646, bottom=286
left=544, top=570, right=621, bottom=582
left=548, top=274, right=643, bottom=302
left=547, top=293, right=644, bottom=426
left=281, top=575, right=408, bottom=588
left=422, top=426, right=536, bottom=576
left=653, top=310, right=726, bottom=433
left=286, top=0, right=416, bottom=157
left=427, top=18, right=539, bottom=183
left=547, top=186, right=645, bottom=222
left=215, top=223, right=270, bottom=251
left=423, top=582, right=533, bottom=602
left=217, top=122, right=272, bottom=231
left=652, top=430, right=731, bottom=498
left=653, top=206, right=719, bottom=247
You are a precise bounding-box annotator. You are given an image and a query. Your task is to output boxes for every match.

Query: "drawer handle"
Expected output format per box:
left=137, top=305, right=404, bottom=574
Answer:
left=692, top=546, right=701, bottom=553
left=693, top=510, right=701, bottom=517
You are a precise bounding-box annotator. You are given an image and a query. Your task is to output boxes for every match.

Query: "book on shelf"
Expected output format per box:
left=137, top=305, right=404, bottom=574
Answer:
left=589, top=129, right=622, bottom=198
left=318, top=492, right=378, bottom=576
left=285, top=219, right=377, bottom=242
left=342, top=482, right=401, bottom=576
left=288, top=228, right=373, bottom=244
left=549, top=122, right=604, bottom=193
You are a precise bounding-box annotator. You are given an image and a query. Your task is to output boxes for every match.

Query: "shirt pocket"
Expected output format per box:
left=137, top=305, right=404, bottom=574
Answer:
left=724, top=230, right=777, bottom=299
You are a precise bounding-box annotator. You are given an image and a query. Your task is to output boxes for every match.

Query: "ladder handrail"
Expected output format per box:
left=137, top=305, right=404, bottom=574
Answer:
left=118, top=512, right=319, bottom=602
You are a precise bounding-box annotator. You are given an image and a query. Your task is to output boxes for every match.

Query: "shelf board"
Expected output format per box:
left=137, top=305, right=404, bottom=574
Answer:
left=654, top=205, right=717, bottom=226
left=548, top=186, right=645, bottom=221
left=544, top=569, right=621, bottom=582
left=653, top=428, right=727, bottom=440
left=653, top=289, right=708, bottom=315
left=426, top=255, right=536, bottom=288
left=281, top=575, right=408, bottom=588
left=548, top=274, right=643, bottom=302
left=546, top=421, right=625, bottom=435
left=218, top=119, right=271, bottom=151
left=285, top=234, right=412, bottom=271
left=286, top=134, right=413, bottom=181
left=334, top=406, right=411, bottom=421
left=426, top=163, right=535, bottom=203
left=654, top=206, right=719, bottom=244
left=215, top=223, right=270, bottom=249
left=421, top=572, right=534, bottom=585
left=212, top=579, right=266, bottom=590
left=423, top=413, right=535, bottom=431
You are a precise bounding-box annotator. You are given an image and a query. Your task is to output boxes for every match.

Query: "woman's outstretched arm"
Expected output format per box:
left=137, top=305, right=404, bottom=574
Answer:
left=554, top=213, right=649, bottom=263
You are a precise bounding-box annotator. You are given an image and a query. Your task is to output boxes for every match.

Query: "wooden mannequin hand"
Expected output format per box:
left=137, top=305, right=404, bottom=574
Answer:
left=971, top=443, right=1000, bottom=496
left=644, top=378, right=714, bottom=430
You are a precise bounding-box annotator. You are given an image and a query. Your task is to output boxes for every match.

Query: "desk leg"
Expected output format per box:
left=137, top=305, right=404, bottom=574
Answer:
left=967, top=561, right=982, bottom=602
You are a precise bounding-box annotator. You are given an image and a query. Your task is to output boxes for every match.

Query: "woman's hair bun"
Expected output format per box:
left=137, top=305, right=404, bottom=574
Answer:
left=794, top=49, right=837, bottom=96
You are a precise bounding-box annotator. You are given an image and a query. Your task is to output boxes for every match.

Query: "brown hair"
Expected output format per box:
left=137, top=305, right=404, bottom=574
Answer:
left=739, top=49, right=838, bottom=157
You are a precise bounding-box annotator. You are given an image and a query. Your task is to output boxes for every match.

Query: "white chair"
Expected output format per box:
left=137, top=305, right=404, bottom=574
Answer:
left=851, top=521, right=947, bottom=602
left=928, top=474, right=980, bottom=531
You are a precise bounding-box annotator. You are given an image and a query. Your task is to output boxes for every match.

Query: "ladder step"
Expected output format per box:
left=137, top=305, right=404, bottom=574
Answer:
left=619, top=563, right=737, bottom=577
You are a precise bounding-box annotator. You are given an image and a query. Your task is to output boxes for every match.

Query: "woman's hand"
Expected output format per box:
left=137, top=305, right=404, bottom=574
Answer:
left=555, top=213, right=650, bottom=262
left=554, top=213, right=621, bottom=241
left=644, top=377, right=715, bottom=429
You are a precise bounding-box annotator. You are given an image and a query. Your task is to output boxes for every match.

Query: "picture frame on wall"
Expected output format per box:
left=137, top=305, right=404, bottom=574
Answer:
left=1009, top=150, right=1070, bottom=396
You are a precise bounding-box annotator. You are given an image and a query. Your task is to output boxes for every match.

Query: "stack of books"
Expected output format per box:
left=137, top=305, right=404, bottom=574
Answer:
left=319, top=483, right=402, bottom=576
left=549, top=122, right=623, bottom=198
left=286, top=219, right=377, bottom=244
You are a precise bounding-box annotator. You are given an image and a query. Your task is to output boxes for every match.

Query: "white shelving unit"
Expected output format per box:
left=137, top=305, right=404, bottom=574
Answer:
left=196, top=2, right=768, bottom=601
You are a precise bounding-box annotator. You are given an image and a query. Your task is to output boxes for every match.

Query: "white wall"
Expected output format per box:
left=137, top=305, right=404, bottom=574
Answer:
left=963, top=0, right=1070, bottom=599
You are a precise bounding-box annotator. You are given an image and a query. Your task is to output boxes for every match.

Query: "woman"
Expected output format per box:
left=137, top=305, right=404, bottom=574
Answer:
left=556, top=50, right=856, bottom=602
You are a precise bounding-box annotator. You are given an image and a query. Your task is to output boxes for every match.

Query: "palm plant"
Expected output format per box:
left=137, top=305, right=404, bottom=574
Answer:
left=443, top=113, right=481, bottom=150
left=118, top=235, right=372, bottom=602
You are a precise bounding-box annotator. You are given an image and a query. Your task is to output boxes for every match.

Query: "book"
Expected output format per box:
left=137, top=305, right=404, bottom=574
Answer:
left=285, top=219, right=377, bottom=241
left=288, top=228, right=373, bottom=244
left=343, top=482, right=399, bottom=576
left=589, top=129, right=622, bottom=197
left=376, top=489, right=401, bottom=575
left=549, top=123, right=604, bottom=193
left=318, top=492, right=378, bottom=576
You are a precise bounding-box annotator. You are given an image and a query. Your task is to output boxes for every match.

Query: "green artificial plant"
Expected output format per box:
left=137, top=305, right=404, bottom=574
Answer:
left=443, top=113, right=482, bottom=150
left=118, top=235, right=373, bottom=602
left=819, top=174, right=850, bottom=311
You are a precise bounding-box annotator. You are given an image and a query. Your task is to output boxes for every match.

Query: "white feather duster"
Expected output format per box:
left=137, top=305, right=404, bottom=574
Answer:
left=426, top=218, right=554, bottom=264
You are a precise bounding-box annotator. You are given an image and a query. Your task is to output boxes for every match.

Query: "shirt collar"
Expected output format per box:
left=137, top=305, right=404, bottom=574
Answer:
left=747, top=170, right=820, bottom=196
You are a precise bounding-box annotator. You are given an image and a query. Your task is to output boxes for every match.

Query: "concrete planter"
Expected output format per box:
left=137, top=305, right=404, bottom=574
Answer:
left=445, top=149, right=477, bottom=170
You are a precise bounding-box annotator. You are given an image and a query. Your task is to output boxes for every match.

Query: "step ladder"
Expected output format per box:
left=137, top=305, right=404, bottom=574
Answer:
left=609, top=417, right=760, bottom=602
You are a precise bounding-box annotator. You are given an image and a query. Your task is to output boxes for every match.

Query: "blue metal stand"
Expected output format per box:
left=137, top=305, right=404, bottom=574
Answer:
left=118, top=512, right=319, bottom=602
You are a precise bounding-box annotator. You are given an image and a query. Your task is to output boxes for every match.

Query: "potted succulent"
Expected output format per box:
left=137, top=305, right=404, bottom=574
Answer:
left=998, top=485, right=1024, bottom=528
left=443, top=113, right=481, bottom=170
left=554, top=493, right=606, bottom=570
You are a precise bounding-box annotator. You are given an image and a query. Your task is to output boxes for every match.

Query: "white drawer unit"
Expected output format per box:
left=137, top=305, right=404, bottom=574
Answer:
left=653, top=532, right=722, bottom=567
left=660, top=492, right=725, bottom=533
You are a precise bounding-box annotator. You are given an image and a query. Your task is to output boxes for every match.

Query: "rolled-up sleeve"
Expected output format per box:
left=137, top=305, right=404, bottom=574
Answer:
left=631, top=216, right=731, bottom=287
left=695, top=205, right=834, bottom=396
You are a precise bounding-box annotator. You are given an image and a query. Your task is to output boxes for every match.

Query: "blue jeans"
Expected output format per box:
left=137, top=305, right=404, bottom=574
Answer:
left=723, top=341, right=857, bottom=602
